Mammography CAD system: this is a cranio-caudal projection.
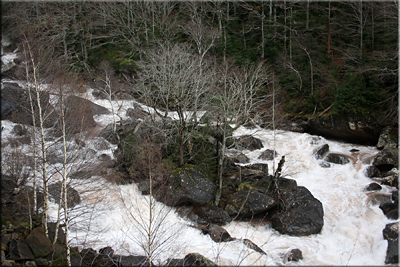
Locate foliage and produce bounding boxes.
[333,72,383,115]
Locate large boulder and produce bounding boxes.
[23,227,53,258]
[9,239,34,261]
[172,165,216,206]
[63,95,110,134]
[258,149,279,161]
[48,182,81,208]
[1,84,57,127]
[192,205,232,225]
[376,126,398,150]
[383,222,399,264]
[183,253,217,266]
[235,135,263,151]
[324,153,350,165]
[309,114,381,145]
[271,186,324,236]
[313,144,329,160]
[372,148,399,172]
[225,189,277,217]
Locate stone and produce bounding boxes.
[23,227,53,258]
[9,239,34,261]
[25,261,37,267]
[225,189,277,217]
[364,165,381,178]
[324,153,350,165]
[48,182,81,208]
[313,144,329,160]
[173,165,216,206]
[192,205,232,225]
[117,255,151,267]
[248,163,268,173]
[287,248,303,262]
[235,135,264,151]
[385,239,399,264]
[242,239,267,255]
[373,148,399,172]
[183,253,217,266]
[271,186,324,236]
[365,183,382,191]
[377,126,398,150]
[258,149,279,161]
[206,224,233,243]
[309,114,381,145]
[383,222,399,240]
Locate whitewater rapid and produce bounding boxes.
[48,125,393,266]
[1,80,396,265]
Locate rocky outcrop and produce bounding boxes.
[271,186,324,236]
[225,189,277,217]
[383,222,399,264]
[258,149,279,160]
[364,165,381,178]
[1,83,58,127]
[172,165,216,206]
[48,182,81,208]
[22,227,53,259]
[313,144,329,160]
[235,135,263,151]
[324,153,350,165]
[192,205,232,225]
[309,114,381,145]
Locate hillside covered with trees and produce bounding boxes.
[2,1,398,123]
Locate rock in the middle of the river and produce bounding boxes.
[271,185,324,236]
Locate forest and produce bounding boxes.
[2,1,398,123]
[1,1,399,266]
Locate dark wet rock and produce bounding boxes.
[1,85,57,127]
[287,248,303,262]
[235,135,263,151]
[47,223,66,245]
[377,126,398,150]
[48,182,81,208]
[172,165,216,206]
[248,163,268,173]
[193,205,232,225]
[205,224,233,243]
[380,202,399,220]
[349,149,360,153]
[383,222,399,264]
[117,255,151,267]
[99,246,114,257]
[271,186,324,236]
[225,189,277,217]
[63,95,110,134]
[183,253,217,266]
[23,227,53,258]
[309,114,381,145]
[364,165,381,178]
[313,144,329,160]
[368,194,392,206]
[325,153,350,165]
[392,190,398,202]
[280,120,309,133]
[381,168,399,188]
[258,149,279,161]
[373,147,399,172]
[9,239,34,261]
[365,183,382,191]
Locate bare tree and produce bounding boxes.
[213,60,271,206]
[134,41,215,166]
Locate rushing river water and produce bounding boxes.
[1,81,395,265]
[46,124,393,266]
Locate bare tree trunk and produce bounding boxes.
[25,37,50,238]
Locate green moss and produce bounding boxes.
[238,182,254,191]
